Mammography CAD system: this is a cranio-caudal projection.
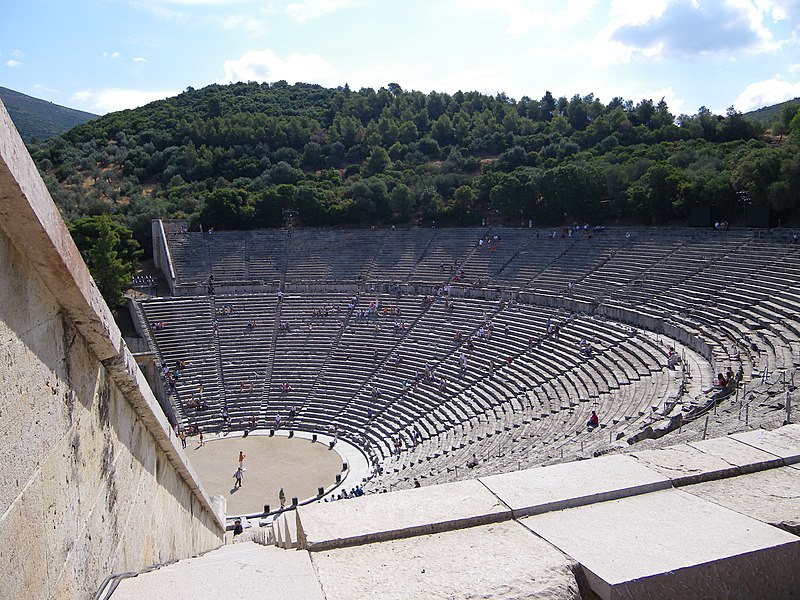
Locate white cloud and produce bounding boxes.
[402,67,526,101]
[733,78,800,111]
[456,0,599,36]
[636,85,686,115]
[104,51,123,59]
[608,0,669,23]
[613,0,776,58]
[6,59,21,68]
[218,49,341,86]
[131,0,271,30]
[218,14,270,32]
[34,83,58,94]
[285,0,359,22]
[585,1,669,66]
[129,0,191,22]
[71,88,177,113]
[597,0,781,64]
[133,57,148,63]
[755,0,800,31]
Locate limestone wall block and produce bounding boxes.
[0,476,49,599]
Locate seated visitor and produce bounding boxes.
[704,373,728,394]
[667,347,681,368]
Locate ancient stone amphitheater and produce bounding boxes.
[2,98,798,600]
[140,221,796,491]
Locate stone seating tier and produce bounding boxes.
[144,224,800,487]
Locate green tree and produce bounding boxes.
[733,146,782,205]
[539,163,606,222]
[389,183,414,220]
[69,215,142,307]
[453,185,477,223]
[490,172,537,223]
[200,188,253,229]
[366,146,391,174]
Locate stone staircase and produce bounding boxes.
[111,540,322,599]
[272,511,299,549]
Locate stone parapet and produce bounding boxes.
[0,100,224,599]
[523,488,800,600]
[479,454,671,517]
[295,423,800,599]
[297,479,511,551]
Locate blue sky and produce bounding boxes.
[3,0,799,117]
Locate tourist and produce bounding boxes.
[667,347,681,368]
[233,466,243,489]
[279,487,286,508]
[587,411,599,429]
[704,373,728,394]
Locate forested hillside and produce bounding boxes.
[1,86,97,143]
[27,81,800,251]
[744,98,799,128]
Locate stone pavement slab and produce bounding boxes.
[296,479,511,551]
[522,488,800,600]
[686,436,783,472]
[112,541,325,600]
[729,423,800,465]
[629,443,739,485]
[479,454,670,516]
[310,519,581,600]
[683,465,800,534]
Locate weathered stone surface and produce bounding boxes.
[296,479,511,551]
[115,542,326,600]
[730,424,800,465]
[684,466,800,535]
[311,520,581,600]
[479,454,670,516]
[0,476,49,600]
[522,489,800,600]
[0,101,224,599]
[686,436,783,472]
[629,443,738,485]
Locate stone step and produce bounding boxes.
[112,542,324,599]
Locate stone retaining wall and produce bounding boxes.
[0,101,224,599]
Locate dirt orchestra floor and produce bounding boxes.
[185,431,344,516]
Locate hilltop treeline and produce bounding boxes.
[28,81,800,247]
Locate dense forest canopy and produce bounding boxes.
[27,82,800,254]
